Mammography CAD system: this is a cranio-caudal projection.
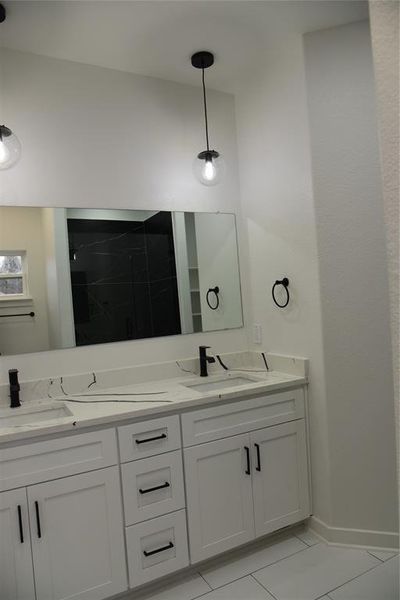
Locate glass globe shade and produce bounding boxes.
[0,125,21,170]
[194,150,224,186]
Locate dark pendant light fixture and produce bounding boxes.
[191,51,224,186]
[0,4,21,170]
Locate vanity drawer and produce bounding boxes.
[121,450,185,526]
[0,429,118,491]
[126,509,189,588]
[182,388,304,447]
[118,415,181,462]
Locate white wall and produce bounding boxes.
[235,37,333,526]
[0,48,249,382]
[369,1,399,506]
[304,19,397,536]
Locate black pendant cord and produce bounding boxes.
[202,67,210,152]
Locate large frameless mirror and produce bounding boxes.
[0,207,243,355]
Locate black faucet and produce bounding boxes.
[9,369,21,408]
[199,346,215,377]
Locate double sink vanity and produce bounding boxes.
[0,352,311,600]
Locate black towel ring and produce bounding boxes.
[272,278,290,308]
[206,286,220,310]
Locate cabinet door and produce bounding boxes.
[251,421,310,537]
[28,466,127,600]
[0,488,35,600]
[184,434,254,563]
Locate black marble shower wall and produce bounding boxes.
[67,212,181,346]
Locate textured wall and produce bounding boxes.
[369,0,400,513]
[304,20,398,534]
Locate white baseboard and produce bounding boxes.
[309,516,399,551]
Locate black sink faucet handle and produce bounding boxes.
[9,368,21,408]
[199,346,216,377]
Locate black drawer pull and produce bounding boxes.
[17,505,24,544]
[255,443,261,472]
[244,446,251,475]
[135,433,167,445]
[143,541,174,557]
[34,501,42,539]
[139,481,170,495]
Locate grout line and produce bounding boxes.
[198,539,311,592]
[367,549,385,562]
[251,573,279,599]
[198,541,312,593]
[199,572,262,593]
[317,557,390,598]
[294,532,313,547]
[197,571,213,594]
[250,542,313,578]
[190,573,263,600]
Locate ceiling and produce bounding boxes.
[0,1,369,93]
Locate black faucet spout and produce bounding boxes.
[199,346,216,377]
[9,369,21,408]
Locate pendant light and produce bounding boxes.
[0,5,21,170]
[0,125,21,170]
[191,51,224,186]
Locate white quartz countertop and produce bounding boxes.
[0,370,306,444]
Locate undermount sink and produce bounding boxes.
[184,375,258,393]
[0,402,73,428]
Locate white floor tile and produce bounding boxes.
[368,549,399,562]
[295,528,320,546]
[253,543,380,600]
[135,572,211,600]
[200,536,306,589]
[200,576,275,599]
[328,557,399,600]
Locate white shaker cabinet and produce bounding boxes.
[0,488,35,600]
[27,467,127,600]
[251,421,310,537]
[184,434,255,563]
[183,391,311,563]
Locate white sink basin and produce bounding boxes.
[0,402,73,428]
[184,375,258,393]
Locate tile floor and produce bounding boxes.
[134,529,399,600]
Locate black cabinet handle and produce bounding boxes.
[143,541,174,557]
[135,433,167,445]
[244,446,251,475]
[17,505,24,544]
[139,481,170,495]
[255,443,261,472]
[34,501,42,539]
